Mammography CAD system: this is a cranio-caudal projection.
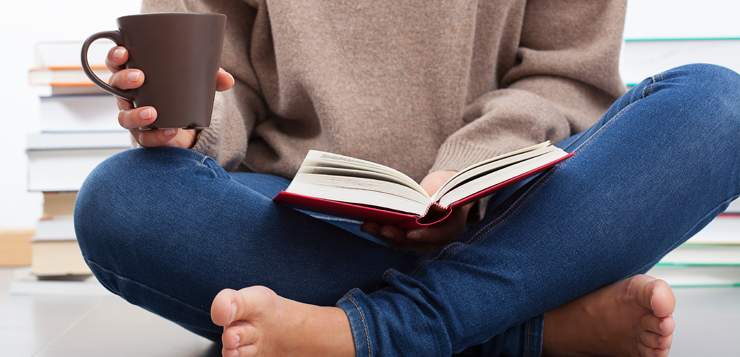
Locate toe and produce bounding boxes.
[648,279,675,318]
[640,315,675,336]
[632,275,675,318]
[237,344,259,357]
[639,331,672,350]
[223,321,259,349]
[637,343,671,357]
[212,289,240,326]
[212,286,277,326]
[222,347,239,357]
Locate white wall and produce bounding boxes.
[0,1,140,228]
[0,1,738,229]
[624,0,740,39]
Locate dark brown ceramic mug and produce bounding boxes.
[81,13,226,129]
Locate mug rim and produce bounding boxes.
[118,12,226,21]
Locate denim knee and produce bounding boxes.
[656,64,740,135]
[669,64,740,114]
[74,147,213,270]
[74,149,143,267]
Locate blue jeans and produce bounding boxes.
[75,64,740,356]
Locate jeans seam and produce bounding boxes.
[383,270,445,357]
[346,292,373,357]
[85,258,214,323]
[624,192,740,277]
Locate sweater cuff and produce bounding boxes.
[430,137,538,173]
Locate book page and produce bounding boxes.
[299,165,431,195]
[434,141,551,194]
[286,175,430,215]
[431,145,555,202]
[437,149,569,208]
[302,150,426,196]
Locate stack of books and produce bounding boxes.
[650,201,740,287]
[25,41,131,279]
[622,37,740,287]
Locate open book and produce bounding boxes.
[274,141,572,228]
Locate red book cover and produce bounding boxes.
[274,152,573,229]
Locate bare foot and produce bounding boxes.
[543,274,676,357]
[210,286,354,357]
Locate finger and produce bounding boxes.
[406,226,457,243]
[361,222,380,235]
[108,68,145,90]
[118,106,156,129]
[379,225,406,242]
[105,46,129,72]
[116,97,132,111]
[216,68,235,91]
[406,209,467,243]
[134,128,180,148]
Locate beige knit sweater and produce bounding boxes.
[142,0,626,182]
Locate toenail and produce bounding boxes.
[229,303,237,323]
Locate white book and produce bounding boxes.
[687,217,740,245]
[27,131,131,150]
[32,84,105,97]
[648,266,740,288]
[38,95,123,133]
[33,216,75,242]
[27,148,127,192]
[27,132,131,192]
[10,268,107,297]
[659,245,740,266]
[620,38,740,86]
[34,40,112,69]
[28,67,110,86]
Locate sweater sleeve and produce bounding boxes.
[141,0,264,170]
[430,0,627,172]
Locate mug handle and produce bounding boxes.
[80,30,135,101]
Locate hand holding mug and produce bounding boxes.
[81,13,229,148]
[105,46,234,148]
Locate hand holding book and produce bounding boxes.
[362,170,474,247]
[274,141,572,231]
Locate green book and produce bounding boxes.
[648,265,740,288]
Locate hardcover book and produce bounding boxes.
[274,141,571,228]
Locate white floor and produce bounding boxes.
[1,268,739,357]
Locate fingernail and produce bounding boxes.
[162,128,176,136]
[127,71,141,82]
[139,108,154,120]
[229,303,237,323]
[234,333,240,344]
[407,230,421,240]
[113,47,125,59]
